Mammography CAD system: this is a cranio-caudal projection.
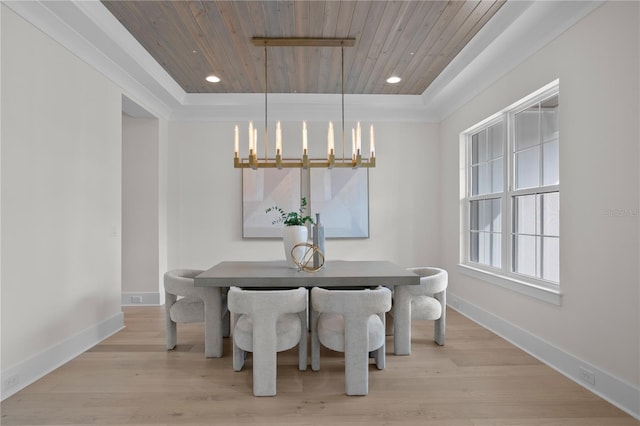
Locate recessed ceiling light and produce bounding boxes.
[386,76,401,84]
[206,75,221,83]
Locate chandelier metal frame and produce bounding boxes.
[233,37,375,169]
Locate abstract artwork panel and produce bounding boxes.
[243,168,301,238]
[310,168,369,238]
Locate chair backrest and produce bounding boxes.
[406,267,448,296]
[164,269,205,298]
[228,287,307,319]
[311,286,392,315]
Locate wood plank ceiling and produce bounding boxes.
[101,1,505,95]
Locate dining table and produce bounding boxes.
[194,260,420,357]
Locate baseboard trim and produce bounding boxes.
[447,292,640,420]
[121,291,161,306]
[1,311,125,401]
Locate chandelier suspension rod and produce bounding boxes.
[264,43,268,162]
[341,45,345,162]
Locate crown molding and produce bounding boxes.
[3,0,178,119]
[173,93,430,122]
[421,0,605,121]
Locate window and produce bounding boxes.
[469,120,504,269]
[512,95,560,283]
[461,81,560,302]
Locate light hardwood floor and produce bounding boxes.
[2,306,638,425]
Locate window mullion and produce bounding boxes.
[536,104,544,280]
[538,103,544,188]
[503,111,511,275]
[539,194,545,280]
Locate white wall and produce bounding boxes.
[167,120,440,270]
[440,0,639,410]
[122,115,162,305]
[1,5,123,397]
[158,118,169,303]
[0,4,3,385]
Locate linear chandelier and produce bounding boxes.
[233,37,375,169]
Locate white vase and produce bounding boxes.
[283,225,308,269]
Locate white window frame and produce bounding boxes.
[459,80,562,305]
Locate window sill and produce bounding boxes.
[457,263,562,305]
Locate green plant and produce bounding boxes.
[265,197,315,226]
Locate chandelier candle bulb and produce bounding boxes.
[234,125,239,157]
[356,121,362,154]
[327,122,335,157]
[352,128,356,160]
[302,121,308,155]
[248,121,254,152]
[276,121,282,154]
[370,125,375,157]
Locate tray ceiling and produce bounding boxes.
[101,0,505,95]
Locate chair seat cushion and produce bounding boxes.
[411,296,442,320]
[234,313,302,352]
[170,297,204,323]
[317,313,385,352]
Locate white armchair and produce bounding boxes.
[228,286,308,397]
[310,286,392,396]
[391,267,448,355]
[164,269,229,358]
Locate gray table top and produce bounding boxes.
[195,260,420,288]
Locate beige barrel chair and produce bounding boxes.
[390,267,448,355]
[310,286,392,396]
[164,269,229,358]
[228,286,308,397]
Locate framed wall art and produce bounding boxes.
[310,168,369,238]
[242,168,301,238]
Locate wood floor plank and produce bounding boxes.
[1,306,637,425]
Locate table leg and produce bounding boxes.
[204,287,223,358]
[393,286,412,355]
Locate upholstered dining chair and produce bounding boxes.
[310,286,392,396]
[390,267,448,352]
[228,286,308,397]
[164,269,229,358]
